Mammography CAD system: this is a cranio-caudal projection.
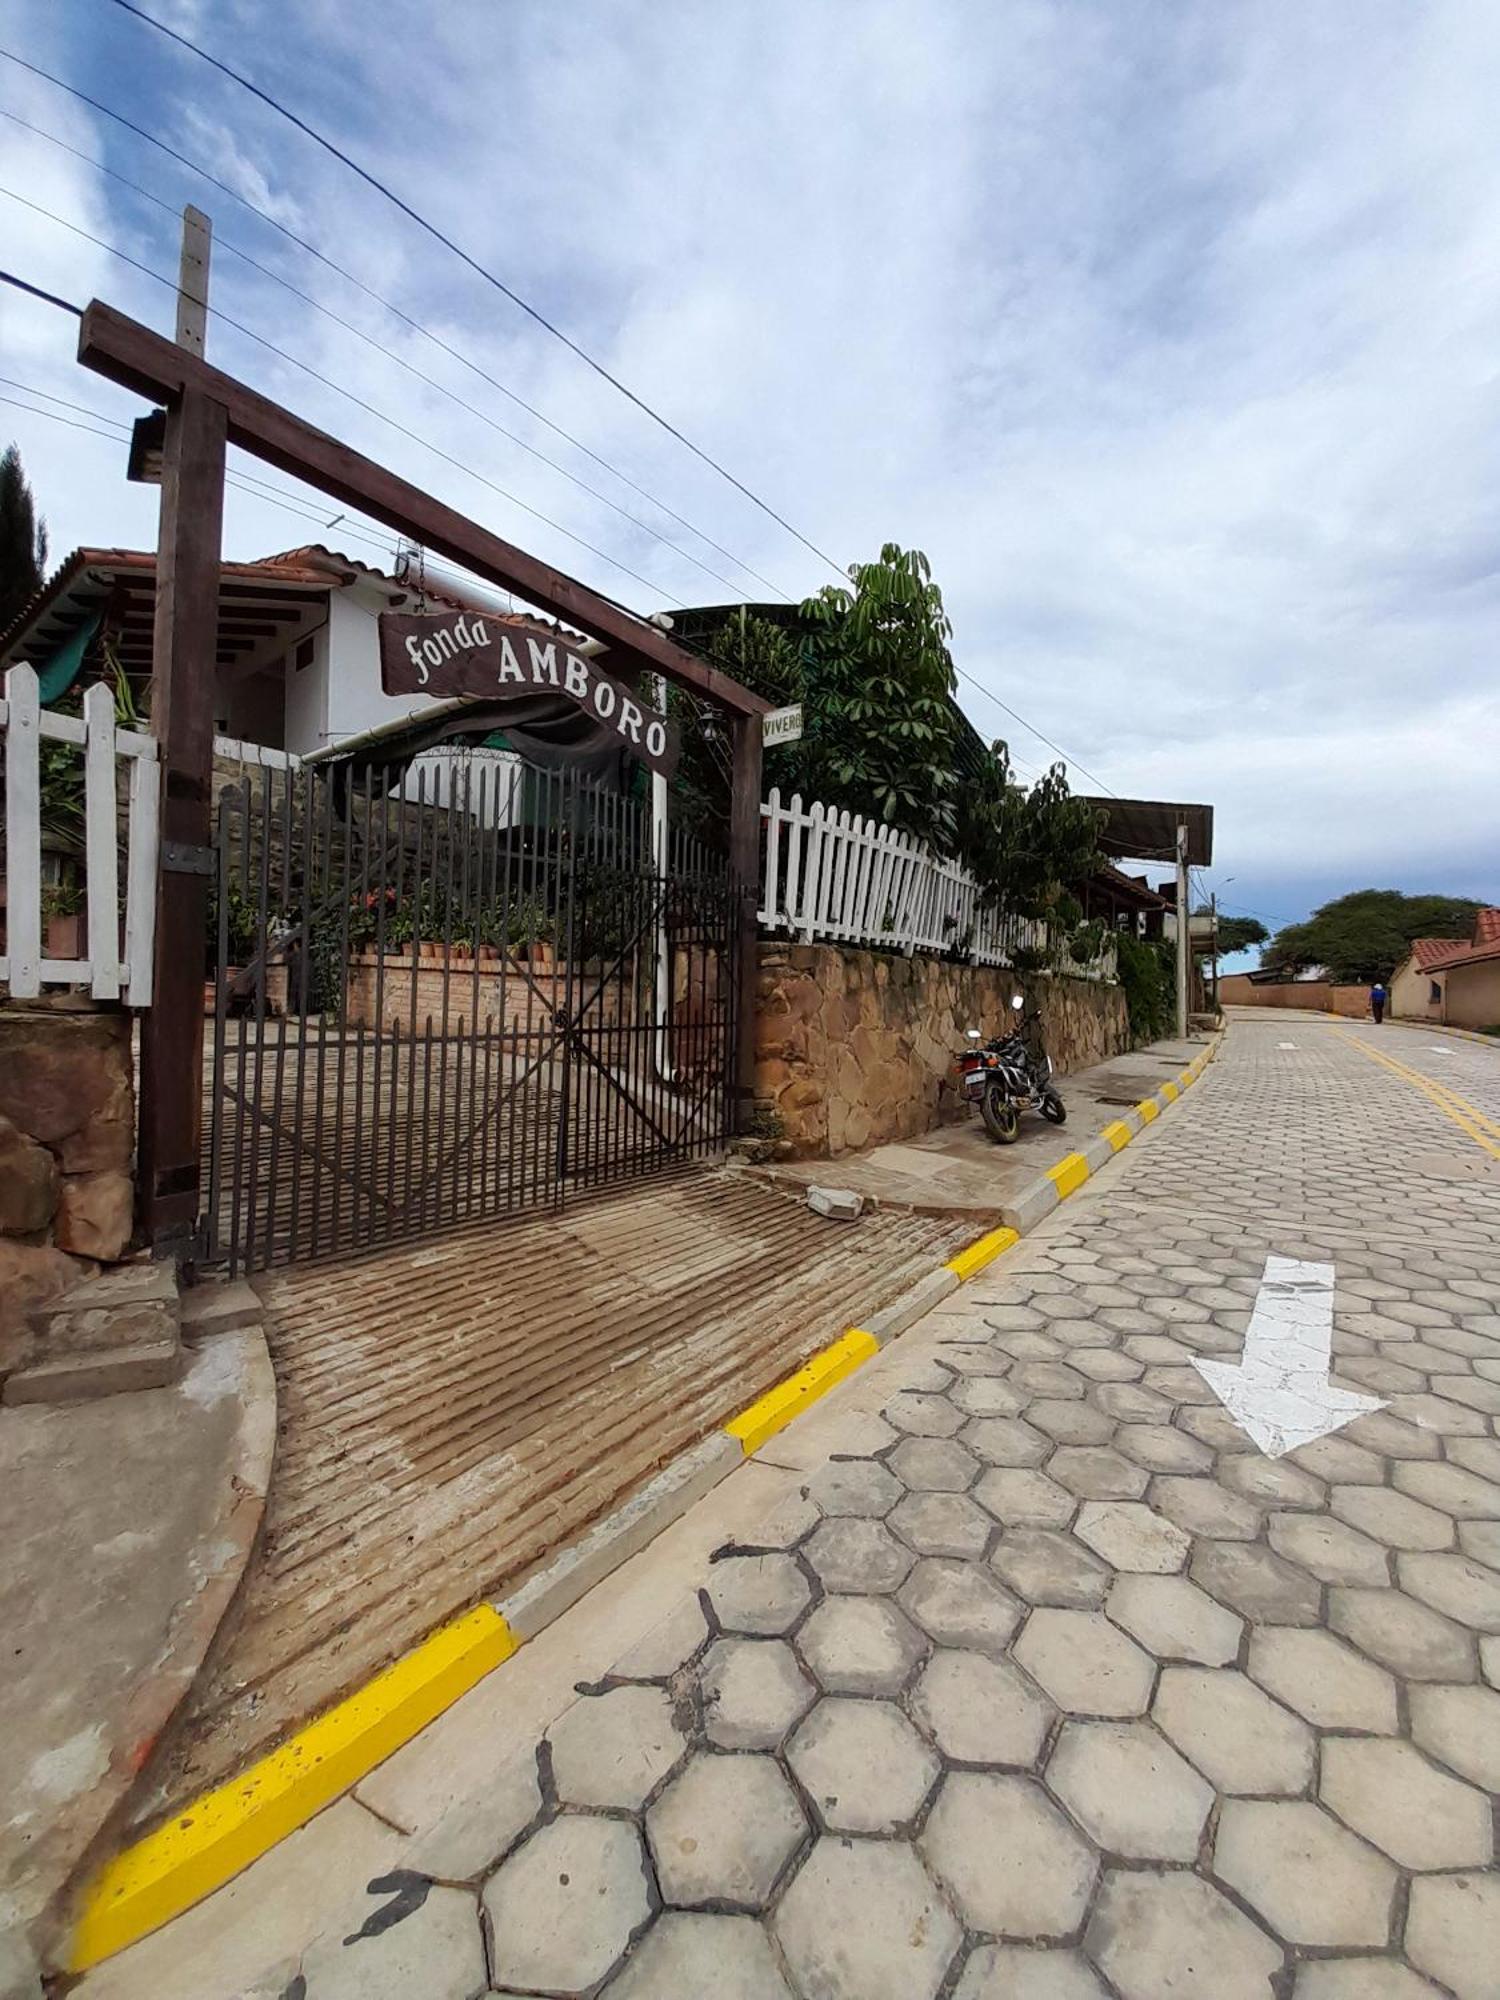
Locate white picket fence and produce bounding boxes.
[1,664,159,1004]
[758,788,1116,979]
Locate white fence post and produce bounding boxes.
[83,682,120,1000]
[3,665,42,998]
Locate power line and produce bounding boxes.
[952,664,1116,796]
[0,103,782,603]
[106,0,847,580]
[0,183,690,604]
[0,47,789,599]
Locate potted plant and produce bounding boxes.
[41,878,84,959]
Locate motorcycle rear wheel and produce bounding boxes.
[1041,1090,1067,1125]
[981,1085,1021,1144]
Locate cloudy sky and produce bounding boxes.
[1,0,1497,958]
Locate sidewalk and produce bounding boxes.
[760,1034,1210,1217]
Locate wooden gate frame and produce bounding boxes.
[76,300,770,1255]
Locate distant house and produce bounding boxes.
[1392,911,1500,1031]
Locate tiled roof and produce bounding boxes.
[1419,909,1500,973]
[1410,938,1459,969]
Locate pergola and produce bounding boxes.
[1080,795,1215,1036]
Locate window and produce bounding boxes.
[294,635,316,673]
[1430,980,1442,1006]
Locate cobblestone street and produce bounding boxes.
[78,1015,1500,2000]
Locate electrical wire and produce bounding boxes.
[0,46,789,599]
[105,0,848,580]
[0,103,779,602]
[0,182,690,604]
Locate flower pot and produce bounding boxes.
[45,912,82,959]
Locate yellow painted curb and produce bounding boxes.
[1135,1096,1160,1123]
[69,1604,519,1971]
[1099,1119,1134,1151]
[1159,1080,1180,1102]
[1046,1153,1091,1200]
[724,1328,880,1456]
[946,1225,1021,1281]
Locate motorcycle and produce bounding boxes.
[958,994,1067,1145]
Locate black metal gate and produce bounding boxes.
[201,749,738,1273]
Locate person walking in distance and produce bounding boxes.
[1370,980,1387,1025]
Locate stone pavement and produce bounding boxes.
[72,1014,1500,1999]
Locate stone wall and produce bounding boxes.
[0,1002,135,1355]
[754,942,1131,1158]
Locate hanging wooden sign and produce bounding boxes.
[379,608,679,777]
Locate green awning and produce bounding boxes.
[37,613,102,704]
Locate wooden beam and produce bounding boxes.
[136,387,227,1253]
[77,301,771,719]
[729,709,764,1126]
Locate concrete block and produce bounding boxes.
[2,1335,183,1404]
[1000,1175,1061,1235]
[499,1431,740,1641]
[807,1185,864,1220]
[1079,1135,1116,1175]
[866,1269,959,1346]
[180,1279,262,1337]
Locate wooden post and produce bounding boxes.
[175,205,212,357]
[729,709,763,1128]
[1175,818,1190,1040]
[137,387,227,1253]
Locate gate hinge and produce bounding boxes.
[162,840,216,877]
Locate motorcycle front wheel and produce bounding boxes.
[981,1085,1021,1144]
[1041,1090,1067,1125]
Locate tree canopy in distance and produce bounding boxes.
[1263,888,1482,983]
[0,443,48,633]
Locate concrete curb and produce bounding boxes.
[68,1033,1224,1971]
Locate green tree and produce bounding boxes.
[1264,889,1481,983]
[1194,910,1269,956]
[0,443,48,631]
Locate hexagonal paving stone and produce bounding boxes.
[796,1595,926,1695]
[1048,1446,1150,1499]
[952,1375,1028,1418]
[295,1884,486,1999]
[1394,1459,1500,1515]
[1045,1719,1212,1860]
[991,1526,1112,1607]
[962,1416,1053,1467]
[1290,1962,1445,2000]
[1219,1454,1326,1510]
[1025,1399,1117,1446]
[613,1594,709,1680]
[911,1647,1055,1767]
[1074,1500,1190,1574]
[1405,1871,1500,1999]
[707,1553,814,1637]
[1115,1425,1214,1474]
[605,1912,795,1998]
[890,1435,981,1492]
[1330,1586,1478,1681]
[1398,1550,1500,1631]
[804,1517,914,1595]
[1150,1475,1261,1540]
[806,1457,903,1518]
[1085,1867,1284,2000]
[646,1751,807,1908]
[898,1555,1024,1653]
[700,1637,816,1749]
[1215,1800,1397,1947]
[548,1683,686,1811]
[773,1835,961,2000]
[1336,1488,1448,1544]
[1070,1347,1145,1383]
[883,1389,968,1437]
[1344,1411,1442,1460]
[1460,1518,1500,1568]
[788,1697,939,1833]
[1014,1608,1155,1715]
[954,1944,1108,2000]
[484,1815,652,1994]
[1410,1682,1500,1789]
[1320,1737,1493,1870]
[888,1489,993,1558]
[1247,1626,1398,1732]
[1106,1573,1243,1665]
[1267,1511,1391,1587]
[1286,1433,1385,1484]
[974,1466,1077,1527]
[1153,1665,1315,1794]
[921,1772,1097,1939]
[1191,1539,1323,1626]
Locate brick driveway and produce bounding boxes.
[79,1015,1500,1998]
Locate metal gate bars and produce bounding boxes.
[201,749,737,1274]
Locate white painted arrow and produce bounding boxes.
[1193,1255,1385,1458]
[1429,1046,1453,1056]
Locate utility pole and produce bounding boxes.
[1210,891,1219,1016]
[1175,818,1189,1039]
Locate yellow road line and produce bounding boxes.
[70,1604,519,1970]
[1335,1032,1500,1161]
[724,1328,880,1454]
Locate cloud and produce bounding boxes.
[1,0,1496,933]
